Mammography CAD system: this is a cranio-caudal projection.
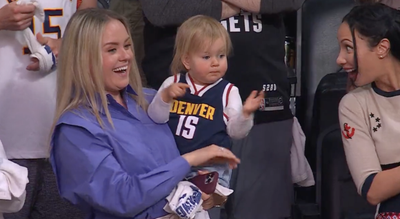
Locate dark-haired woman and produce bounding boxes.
[338,3,400,218]
[346,0,400,91]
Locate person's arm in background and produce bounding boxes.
[222,0,305,14]
[222,2,241,19]
[339,93,400,205]
[140,0,240,27]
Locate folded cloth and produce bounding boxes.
[214,184,233,197]
[0,140,29,217]
[291,117,315,187]
[164,181,206,219]
[164,181,233,219]
[15,0,56,73]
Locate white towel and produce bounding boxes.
[15,0,56,73]
[164,181,206,219]
[0,140,29,216]
[291,117,315,187]
[214,184,233,197]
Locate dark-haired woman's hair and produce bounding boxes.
[354,0,379,4]
[343,3,400,60]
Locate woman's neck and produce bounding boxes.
[375,59,400,92]
[106,90,126,108]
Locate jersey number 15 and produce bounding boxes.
[176,115,199,139]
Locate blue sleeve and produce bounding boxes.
[361,173,378,199]
[50,124,191,217]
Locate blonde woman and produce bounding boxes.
[50,8,240,219]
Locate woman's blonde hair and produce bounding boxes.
[51,8,147,133]
[170,15,232,75]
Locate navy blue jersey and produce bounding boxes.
[168,74,232,155]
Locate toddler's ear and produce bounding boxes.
[181,54,191,71]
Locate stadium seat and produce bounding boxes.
[317,126,376,219]
[297,0,355,169]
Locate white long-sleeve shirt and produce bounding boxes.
[148,74,253,139]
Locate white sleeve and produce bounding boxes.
[224,86,254,139]
[339,93,381,195]
[147,75,176,124]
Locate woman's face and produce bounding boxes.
[101,19,133,96]
[336,22,384,87]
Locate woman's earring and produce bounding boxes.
[380,55,384,59]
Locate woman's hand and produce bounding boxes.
[182,145,240,168]
[201,192,228,210]
[201,193,214,210]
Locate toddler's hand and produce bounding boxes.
[161,82,190,103]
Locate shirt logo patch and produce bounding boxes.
[342,123,355,139]
[175,186,201,218]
